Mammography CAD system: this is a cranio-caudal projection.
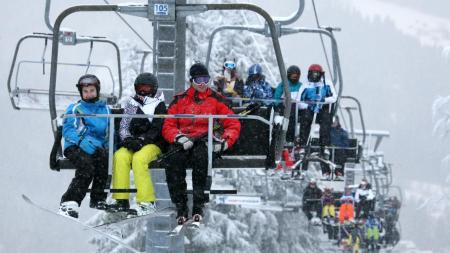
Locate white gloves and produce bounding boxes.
[213,138,228,153]
[175,134,194,150]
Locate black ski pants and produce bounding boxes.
[61,146,108,206]
[165,142,210,215]
[356,199,374,219]
[302,200,322,220]
[298,109,332,147]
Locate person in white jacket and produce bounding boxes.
[354,179,375,218]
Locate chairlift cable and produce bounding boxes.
[311,0,333,81]
[102,0,153,51]
[240,10,277,85]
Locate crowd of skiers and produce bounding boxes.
[57,59,349,227]
[301,177,401,251]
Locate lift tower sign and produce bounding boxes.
[148,0,175,21]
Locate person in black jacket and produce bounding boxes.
[302,178,323,221]
[109,73,166,215]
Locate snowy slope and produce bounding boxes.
[340,0,450,56]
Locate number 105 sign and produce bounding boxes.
[154,4,169,15]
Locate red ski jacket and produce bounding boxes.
[162,86,241,147]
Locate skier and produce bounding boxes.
[302,178,323,224]
[355,179,375,219]
[297,64,337,178]
[162,62,241,225]
[321,187,336,220]
[339,187,355,224]
[273,65,304,142]
[328,116,350,180]
[243,63,273,104]
[365,212,382,250]
[109,73,167,215]
[213,59,244,102]
[58,74,110,218]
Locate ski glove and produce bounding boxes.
[213,138,228,153]
[175,134,194,150]
[123,137,144,152]
[79,137,101,155]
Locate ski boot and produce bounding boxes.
[106,199,137,216]
[58,201,79,219]
[192,203,204,222]
[137,202,157,216]
[176,203,189,225]
[89,200,108,210]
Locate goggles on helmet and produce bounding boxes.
[224,61,236,69]
[193,76,210,85]
[78,76,98,86]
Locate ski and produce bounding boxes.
[95,207,171,228]
[167,219,194,236]
[21,194,143,253]
[189,221,201,229]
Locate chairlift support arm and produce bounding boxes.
[340,96,366,146]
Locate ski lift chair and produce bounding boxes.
[213,105,271,169]
[7,32,122,110]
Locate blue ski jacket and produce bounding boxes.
[243,78,273,104]
[330,126,350,147]
[298,81,337,113]
[63,100,110,152]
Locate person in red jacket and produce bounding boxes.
[162,63,241,225]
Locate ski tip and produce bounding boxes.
[22,194,31,203]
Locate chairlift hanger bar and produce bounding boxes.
[7,33,122,110]
[340,96,366,146]
[49,3,290,164]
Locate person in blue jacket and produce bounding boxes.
[329,116,350,178]
[58,74,110,218]
[243,63,273,104]
[273,65,304,142]
[298,64,337,158]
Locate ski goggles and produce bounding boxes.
[135,83,157,96]
[192,76,211,84]
[223,61,236,69]
[78,76,98,86]
[308,71,322,80]
[248,74,261,82]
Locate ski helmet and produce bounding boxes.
[248,64,262,76]
[307,64,324,82]
[76,74,100,102]
[134,72,158,97]
[189,62,210,80]
[287,65,301,83]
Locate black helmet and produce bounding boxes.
[189,63,209,80]
[287,65,301,83]
[134,72,158,97]
[287,65,301,76]
[76,74,100,102]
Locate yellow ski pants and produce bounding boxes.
[112,144,161,202]
[322,204,336,218]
